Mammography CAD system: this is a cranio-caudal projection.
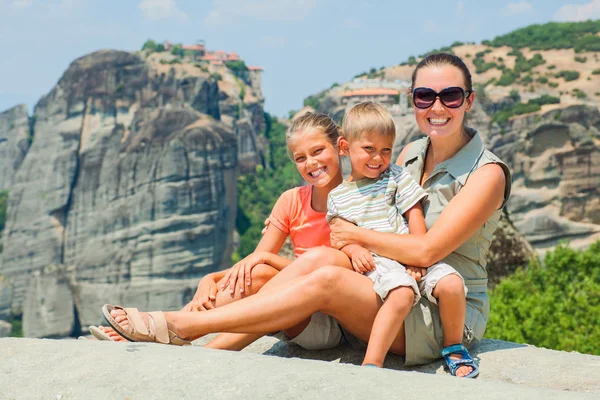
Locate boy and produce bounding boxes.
[327,101,466,367]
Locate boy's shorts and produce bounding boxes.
[419,261,468,304]
[366,256,420,304]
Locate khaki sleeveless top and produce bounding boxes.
[402,129,512,302]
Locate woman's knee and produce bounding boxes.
[306,265,343,294]
[432,273,465,298]
[299,247,348,271]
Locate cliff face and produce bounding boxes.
[0,104,31,191]
[0,50,262,336]
[488,105,600,249]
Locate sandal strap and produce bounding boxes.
[124,308,149,336]
[148,312,170,344]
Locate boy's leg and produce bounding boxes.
[362,286,414,367]
[426,265,471,377]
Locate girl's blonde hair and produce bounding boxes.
[286,112,340,147]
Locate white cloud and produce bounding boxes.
[12,0,32,7]
[456,1,464,18]
[554,0,600,21]
[139,0,188,21]
[204,0,317,26]
[503,1,533,15]
[260,35,288,48]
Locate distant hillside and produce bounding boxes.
[301,20,600,252]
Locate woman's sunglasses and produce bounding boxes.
[411,87,472,109]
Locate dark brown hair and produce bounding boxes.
[411,53,473,92]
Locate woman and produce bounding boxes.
[103,53,511,378]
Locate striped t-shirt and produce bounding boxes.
[326,164,427,235]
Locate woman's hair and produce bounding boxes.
[411,53,473,92]
[342,101,396,142]
[286,112,340,147]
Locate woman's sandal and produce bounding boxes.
[101,304,192,346]
[441,343,480,378]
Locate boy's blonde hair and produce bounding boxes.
[286,112,340,147]
[341,101,396,142]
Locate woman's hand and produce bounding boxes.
[329,218,360,249]
[184,275,218,311]
[221,252,267,295]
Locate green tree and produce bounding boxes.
[141,39,157,52]
[236,114,301,257]
[486,242,600,355]
[171,44,182,56]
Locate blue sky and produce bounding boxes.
[1,0,599,117]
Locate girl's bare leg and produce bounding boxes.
[110,266,408,354]
[432,274,472,377]
[361,287,414,367]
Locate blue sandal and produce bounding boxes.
[441,343,479,378]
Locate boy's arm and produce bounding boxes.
[341,243,376,274]
[404,202,427,236]
[403,202,428,280]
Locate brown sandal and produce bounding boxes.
[102,304,191,346]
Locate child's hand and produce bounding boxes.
[343,244,375,274]
[406,266,427,281]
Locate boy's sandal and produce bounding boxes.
[89,325,114,341]
[102,304,192,346]
[441,343,480,378]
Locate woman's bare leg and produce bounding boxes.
[433,274,472,377]
[99,263,280,342]
[204,247,352,349]
[110,266,408,354]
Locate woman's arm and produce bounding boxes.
[330,163,506,267]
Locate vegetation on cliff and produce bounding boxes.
[484,20,600,52]
[235,114,300,259]
[486,242,600,355]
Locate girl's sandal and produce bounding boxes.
[102,304,192,346]
[89,325,114,341]
[441,343,480,378]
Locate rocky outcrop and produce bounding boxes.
[487,105,600,249]
[1,337,599,398]
[0,104,31,191]
[0,50,262,337]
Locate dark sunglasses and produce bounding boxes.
[411,87,472,109]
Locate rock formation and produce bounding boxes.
[487,105,600,250]
[0,49,265,337]
[0,104,31,191]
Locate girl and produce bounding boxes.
[96,112,353,348]
[102,53,510,379]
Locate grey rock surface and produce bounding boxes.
[0,50,265,337]
[0,337,598,399]
[0,320,10,337]
[487,105,600,250]
[0,104,31,191]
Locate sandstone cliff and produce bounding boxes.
[0,49,265,336]
[0,104,31,191]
